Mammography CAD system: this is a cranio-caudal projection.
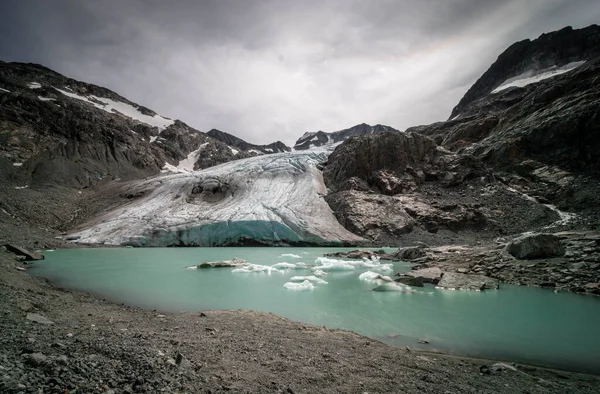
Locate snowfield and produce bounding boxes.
[70,151,363,246]
[55,88,174,130]
[491,61,586,94]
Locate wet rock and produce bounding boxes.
[395,275,424,287]
[3,244,44,260]
[26,313,54,325]
[436,272,499,291]
[506,233,565,259]
[324,249,381,259]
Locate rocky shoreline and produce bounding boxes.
[2,248,600,393]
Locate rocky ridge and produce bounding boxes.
[206,128,290,154]
[293,123,399,150]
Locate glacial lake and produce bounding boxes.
[31,247,600,374]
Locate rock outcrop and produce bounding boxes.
[436,272,499,291]
[506,233,565,259]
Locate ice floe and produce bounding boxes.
[289,276,328,284]
[283,280,315,291]
[231,264,282,274]
[280,253,302,258]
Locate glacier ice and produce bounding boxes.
[69,151,363,246]
[289,276,328,284]
[283,280,315,291]
[312,256,393,272]
[231,264,281,274]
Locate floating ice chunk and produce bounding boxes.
[27,82,41,89]
[359,271,383,281]
[283,280,315,291]
[289,276,328,284]
[373,282,414,292]
[280,253,301,258]
[313,257,356,271]
[359,256,393,272]
[231,264,281,274]
[313,269,327,277]
[272,262,297,269]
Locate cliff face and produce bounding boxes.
[322,25,600,245]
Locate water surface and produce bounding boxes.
[32,247,600,374]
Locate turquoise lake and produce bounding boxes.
[31,247,600,374]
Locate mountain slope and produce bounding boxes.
[0,62,283,188]
[322,25,600,245]
[293,123,399,150]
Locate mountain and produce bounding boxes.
[206,128,290,154]
[323,24,600,246]
[293,123,399,150]
[0,61,283,189]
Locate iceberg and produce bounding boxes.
[289,276,328,285]
[283,280,315,291]
[68,151,363,246]
[231,264,281,274]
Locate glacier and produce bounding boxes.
[69,150,363,246]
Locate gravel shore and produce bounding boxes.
[1,252,600,393]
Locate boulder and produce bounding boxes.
[194,258,248,269]
[3,244,44,260]
[26,353,48,367]
[391,246,427,261]
[405,267,442,284]
[436,272,499,291]
[394,275,424,287]
[324,250,381,259]
[506,233,565,259]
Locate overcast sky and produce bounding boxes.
[1,0,599,145]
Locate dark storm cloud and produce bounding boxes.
[1,0,599,145]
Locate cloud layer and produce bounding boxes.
[1,0,599,145]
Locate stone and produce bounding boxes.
[3,244,44,260]
[25,353,47,367]
[324,250,381,260]
[394,275,424,287]
[436,272,499,291]
[26,313,54,325]
[392,246,427,261]
[175,352,192,370]
[506,233,565,259]
[56,355,68,365]
[405,267,442,284]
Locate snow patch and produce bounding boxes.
[149,136,158,143]
[0,87,10,93]
[14,185,29,189]
[27,82,41,89]
[54,88,173,130]
[492,61,586,94]
[229,147,239,155]
[38,96,56,102]
[12,162,23,167]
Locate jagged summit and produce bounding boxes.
[451,24,600,118]
[293,123,399,150]
[207,129,290,154]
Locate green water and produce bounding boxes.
[31,247,600,374]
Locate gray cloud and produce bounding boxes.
[1,0,599,145]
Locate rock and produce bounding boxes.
[506,233,565,259]
[25,353,47,367]
[405,267,443,284]
[175,352,192,369]
[26,313,54,325]
[55,355,68,365]
[195,258,248,269]
[436,272,499,291]
[392,246,427,261]
[324,250,381,259]
[418,339,430,344]
[395,275,424,287]
[3,244,44,260]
